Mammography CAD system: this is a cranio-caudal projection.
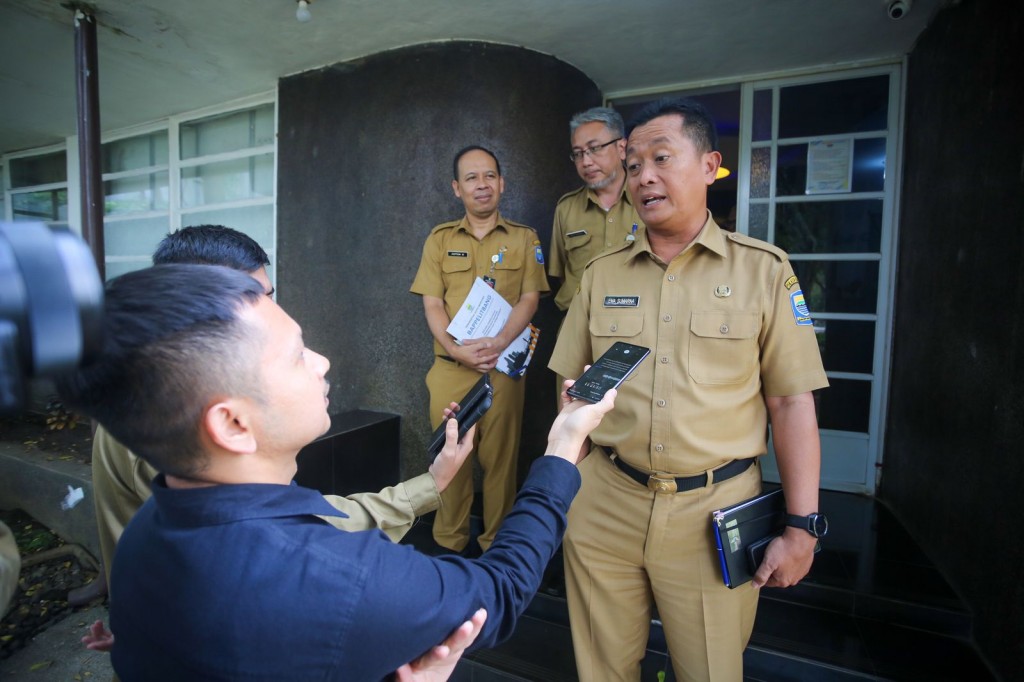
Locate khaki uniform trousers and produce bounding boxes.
[426,357,525,552]
[564,448,761,682]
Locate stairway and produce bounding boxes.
[402,489,997,681]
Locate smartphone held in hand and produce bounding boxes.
[567,342,650,403]
[427,373,493,457]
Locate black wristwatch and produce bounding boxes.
[785,513,829,538]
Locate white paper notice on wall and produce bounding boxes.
[805,139,853,194]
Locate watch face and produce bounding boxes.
[810,514,829,538]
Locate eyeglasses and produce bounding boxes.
[569,137,622,163]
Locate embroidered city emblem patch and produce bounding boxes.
[790,290,812,326]
[604,296,639,307]
[535,246,545,264]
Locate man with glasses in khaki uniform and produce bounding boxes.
[411,146,549,555]
[549,98,829,681]
[549,107,642,313]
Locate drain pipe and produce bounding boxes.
[72,4,105,280]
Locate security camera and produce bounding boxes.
[887,0,912,20]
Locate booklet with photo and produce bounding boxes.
[446,277,540,378]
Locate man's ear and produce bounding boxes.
[703,150,723,186]
[203,398,257,455]
[451,178,461,199]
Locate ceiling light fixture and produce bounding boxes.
[296,0,313,23]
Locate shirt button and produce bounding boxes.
[655,443,664,452]
[663,314,672,323]
[660,356,668,363]
[720,324,729,334]
[667,275,676,282]
[610,324,618,332]
[657,399,666,407]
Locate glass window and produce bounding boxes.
[815,379,870,432]
[9,151,66,188]
[103,131,168,173]
[775,199,883,255]
[814,319,875,374]
[752,89,772,142]
[791,260,879,315]
[104,259,151,280]
[104,172,169,215]
[776,138,886,196]
[11,189,68,222]
[181,154,273,208]
[104,215,171,258]
[0,167,5,219]
[748,202,769,242]
[180,104,275,160]
[778,75,889,139]
[750,147,771,199]
[181,204,274,246]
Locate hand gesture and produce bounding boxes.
[545,370,617,464]
[82,619,114,652]
[429,402,476,492]
[394,609,487,681]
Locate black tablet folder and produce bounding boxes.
[711,489,787,589]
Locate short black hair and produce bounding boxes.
[452,145,501,180]
[56,264,265,478]
[153,225,270,273]
[626,97,719,154]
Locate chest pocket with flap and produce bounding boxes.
[688,311,760,385]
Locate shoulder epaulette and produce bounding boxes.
[503,218,537,234]
[725,232,787,261]
[584,239,635,270]
[555,185,587,205]
[429,220,462,234]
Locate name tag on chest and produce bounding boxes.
[567,230,588,238]
[604,296,639,308]
[447,251,468,258]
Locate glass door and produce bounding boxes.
[739,66,903,494]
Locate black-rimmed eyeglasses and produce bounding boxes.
[569,137,622,163]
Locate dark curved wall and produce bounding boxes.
[277,42,600,479]
[883,2,1024,679]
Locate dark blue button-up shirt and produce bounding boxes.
[110,457,580,681]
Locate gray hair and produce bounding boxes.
[568,107,625,144]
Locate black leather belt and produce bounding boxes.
[602,446,755,494]
[438,355,457,364]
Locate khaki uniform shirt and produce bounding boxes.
[548,184,641,311]
[410,213,550,356]
[549,213,829,475]
[92,425,441,582]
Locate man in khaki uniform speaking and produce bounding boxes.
[411,146,549,554]
[93,226,455,585]
[549,98,829,681]
[549,107,642,312]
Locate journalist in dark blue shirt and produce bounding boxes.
[57,264,616,681]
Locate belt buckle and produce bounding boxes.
[647,474,677,494]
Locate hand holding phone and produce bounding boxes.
[567,342,650,403]
[427,373,493,457]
